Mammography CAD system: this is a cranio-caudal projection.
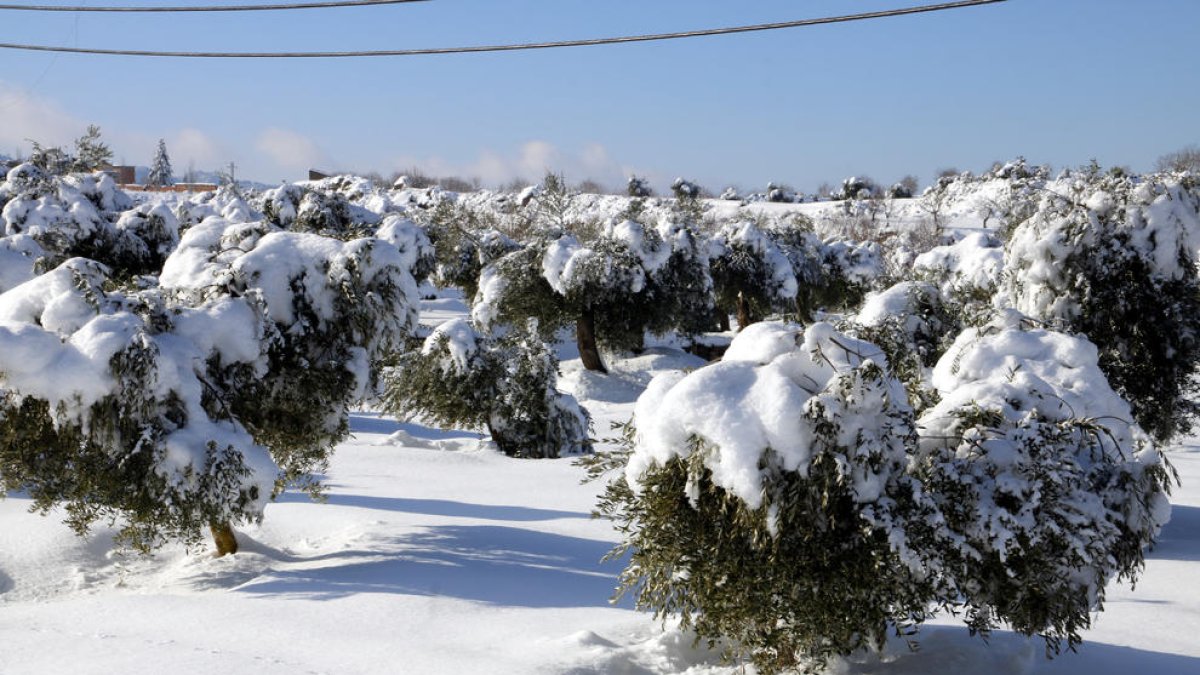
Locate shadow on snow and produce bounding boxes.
[1029,640,1200,675]
[273,491,589,522]
[1149,504,1200,562]
[347,412,480,441]
[234,524,631,610]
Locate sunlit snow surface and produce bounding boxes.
[2,290,1200,675]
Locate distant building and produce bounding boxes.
[102,165,137,185]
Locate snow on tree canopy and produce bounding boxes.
[0,258,277,547]
[913,232,1004,297]
[708,221,799,302]
[471,262,509,329]
[0,164,128,243]
[421,317,481,373]
[626,321,909,512]
[375,215,435,281]
[1006,173,1200,320]
[0,234,44,293]
[1001,172,1200,443]
[182,186,261,226]
[926,311,1149,445]
[856,281,941,329]
[823,239,883,288]
[162,222,417,341]
[914,311,1173,644]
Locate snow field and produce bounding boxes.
[3,338,1200,674]
[3,164,1200,674]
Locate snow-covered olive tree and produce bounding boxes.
[0,163,176,278]
[1004,171,1200,442]
[474,220,689,373]
[593,322,939,673]
[913,312,1174,652]
[260,182,382,240]
[644,220,717,339]
[161,219,420,510]
[420,201,518,298]
[708,222,797,329]
[0,213,423,556]
[0,258,275,554]
[591,314,1174,669]
[847,280,961,414]
[382,318,590,458]
[912,231,1004,325]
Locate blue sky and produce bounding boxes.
[0,0,1197,192]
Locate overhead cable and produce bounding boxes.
[0,0,427,12]
[0,0,1006,58]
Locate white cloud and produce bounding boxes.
[0,81,235,177]
[0,83,86,156]
[254,128,333,176]
[169,128,223,169]
[391,140,647,191]
[516,140,560,178]
[0,88,650,190]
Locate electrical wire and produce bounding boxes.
[0,0,427,12]
[0,0,1006,58]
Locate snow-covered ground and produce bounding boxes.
[2,290,1199,675]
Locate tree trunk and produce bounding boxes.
[735,292,756,332]
[630,330,646,356]
[576,310,607,373]
[211,521,239,556]
[715,306,731,332]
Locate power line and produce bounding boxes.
[0,0,427,12]
[0,0,1005,59]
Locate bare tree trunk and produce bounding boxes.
[576,309,607,373]
[211,521,239,556]
[735,292,756,332]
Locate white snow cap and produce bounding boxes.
[627,321,902,510]
[913,232,1004,295]
[422,318,481,374]
[926,311,1146,456]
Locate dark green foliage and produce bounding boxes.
[1075,234,1200,443]
[293,190,365,238]
[670,178,705,224]
[564,236,658,351]
[0,321,261,553]
[227,239,413,492]
[644,223,716,338]
[627,175,652,198]
[422,201,519,299]
[594,354,939,673]
[476,243,573,341]
[598,441,936,673]
[487,328,592,458]
[840,176,878,201]
[769,224,829,323]
[72,125,113,173]
[709,223,796,327]
[382,320,590,458]
[913,405,1174,653]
